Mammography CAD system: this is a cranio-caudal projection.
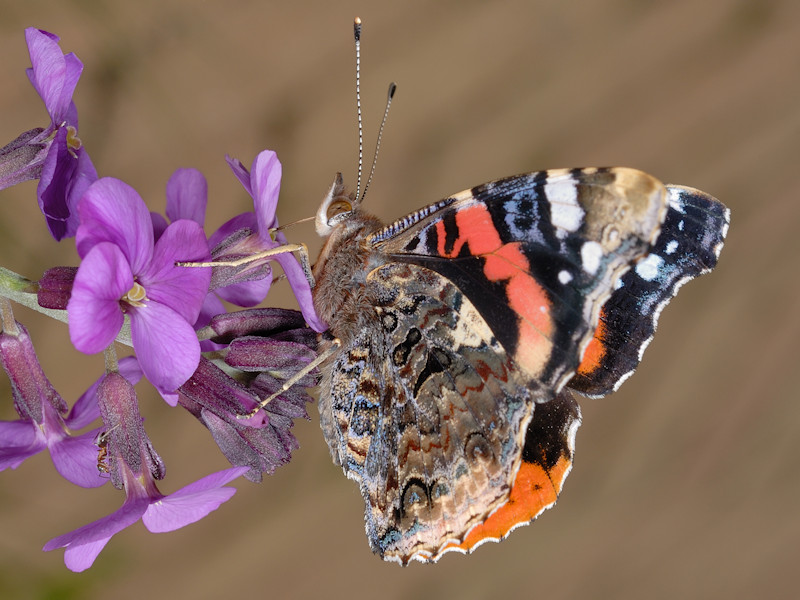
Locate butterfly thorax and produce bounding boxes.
[312,208,385,345]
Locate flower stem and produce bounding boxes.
[0,296,20,335]
[0,266,133,347]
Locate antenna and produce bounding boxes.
[360,82,396,203]
[353,17,364,202]
[351,17,397,204]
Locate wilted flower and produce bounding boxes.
[180,308,319,481]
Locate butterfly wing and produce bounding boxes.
[321,262,542,563]
[440,388,581,555]
[371,167,669,392]
[569,185,730,396]
[318,167,671,563]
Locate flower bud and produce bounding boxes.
[206,307,308,343]
[96,372,165,488]
[0,128,46,189]
[37,266,78,309]
[0,321,66,420]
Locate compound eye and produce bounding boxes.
[326,198,352,222]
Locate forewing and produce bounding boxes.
[370,167,669,394]
[570,185,730,396]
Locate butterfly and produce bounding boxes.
[310,166,729,564]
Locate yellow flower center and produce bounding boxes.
[123,281,147,307]
[65,125,82,152]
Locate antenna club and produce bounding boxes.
[388,82,397,99]
[354,17,362,41]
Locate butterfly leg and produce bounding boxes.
[236,337,341,420]
[178,242,316,288]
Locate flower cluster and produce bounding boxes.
[0,29,327,572]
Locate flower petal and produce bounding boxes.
[43,497,149,572]
[141,219,211,324]
[37,129,72,220]
[196,292,226,330]
[25,28,82,125]
[65,382,102,430]
[37,135,96,240]
[225,155,251,194]
[49,430,106,488]
[75,178,154,272]
[36,135,71,240]
[166,168,207,226]
[62,148,98,238]
[273,250,327,332]
[63,538,111,573]
[196,294,228,353]
[67,243,131,354]
[250,150,281,234]
[0,419,38,447]
[118,355,144,384]
[208,211,257,251]
[142,466,248,533]
[130,301,201,392]
[0,420,43,470]
[150,211,168,241]
[216,278,273,308]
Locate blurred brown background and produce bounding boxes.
[0,1,797,598]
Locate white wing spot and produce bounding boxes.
[546,180,584,235]
[558,270,573,285]
[665,239,679,255]
[581,241,603,275]
[635,254,665,281]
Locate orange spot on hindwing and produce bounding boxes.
[444,455,572,553]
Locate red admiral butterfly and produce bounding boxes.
[308,19,729,565]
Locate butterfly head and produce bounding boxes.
[315,173,360,237]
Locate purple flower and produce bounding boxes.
[221,150,327,332]
[44,466,247,572]
[0,321,105,487]
[154,168,272,328]
[67,177,211,394]
[43,372,248,572]
[25,28,97,240]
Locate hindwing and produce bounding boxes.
[442,388,581,554]
[320,261,541,563]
